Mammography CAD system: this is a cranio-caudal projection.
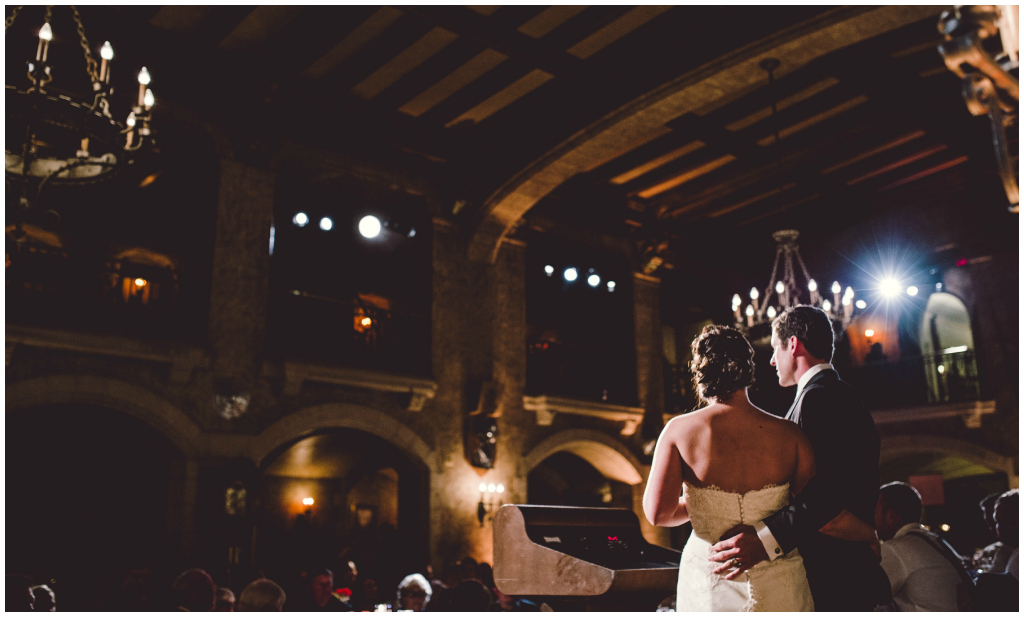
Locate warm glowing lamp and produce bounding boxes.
[807,279,818,292]
[360,317,372,327]
[302,497,314,506]
[865,329,875,338]
[134,278,147,287]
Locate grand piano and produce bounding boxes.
[493,504,681,611]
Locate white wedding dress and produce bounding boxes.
[676,482,814,612]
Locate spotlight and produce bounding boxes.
[359,215,382,239]
[544,265,554,276]
[607,281,616,292]
[855,300,867,309]
[879,278,901,297]
[587,273,601,287]
[293,212,309,227]
[906,286,919,296]
[319,217,334,231]
[564,267,578,282]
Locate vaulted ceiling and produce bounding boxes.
[7,5,1010,291]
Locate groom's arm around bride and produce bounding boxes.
[709,306,891,611]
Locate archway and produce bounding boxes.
[880,435,1015,556]
[255,427,429,603]
[6,403,186,611]
[919,292,979,403]
[523,429,644,486]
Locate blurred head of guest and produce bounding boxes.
[994,489,1018,547]
[449,580,492,612]
[7,576,34,612]
[980,492,1002,539]
[875,482,923,541]
[214,587,235,612]
[309,568,335,609]
[172,568,216,612]
[30,585,54,612]
[396,573,432,612]
[237,579,286,612]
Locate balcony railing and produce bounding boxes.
[526,340,637,406]
[267,290,431,376]
[840,350,983,410]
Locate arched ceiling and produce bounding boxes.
[8,4,1007,285]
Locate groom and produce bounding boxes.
[708,305,891,611]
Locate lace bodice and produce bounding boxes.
[676,482,814,611]
[684,482,791,544]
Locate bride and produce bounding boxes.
[643,325,875,612]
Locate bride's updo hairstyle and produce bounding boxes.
[689,325,755,401]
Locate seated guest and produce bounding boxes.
[214,587,235,612]
[875,482,973,611]
[236,579,286,612]
[172,568,217,612]
[30,585,55,612]
[396,573,432,612]
[303,567,353,612]
[993,489,1019,577]
[974,492,1012,573]
[449,580,492,612]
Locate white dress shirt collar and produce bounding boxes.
[795,363,833,399]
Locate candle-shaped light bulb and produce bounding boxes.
[479,482,487,493]
[732,294,741,308]
[831,281,841,294]
[126,111,137,127]
[749,287,759,300]
[100,41,114,60]
[822,299,832,312]
[745,305,754,316]
[138,67,151,85]
[37,23,53,62]
[807,279,818,292]
[767,306,777,319]
[143,88,155,110]
[775,281,785,294]
[842,296,851,306]
[845,286,854,299]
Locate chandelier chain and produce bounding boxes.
[70,5,100,84]
[5,6,23,31]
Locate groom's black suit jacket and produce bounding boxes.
[763,368,891,611]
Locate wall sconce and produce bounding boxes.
[477,481,505,527]
[302,497,314,520]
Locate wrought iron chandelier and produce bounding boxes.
[730,60,856,334]
[731,229,857,334]
[5,5,155,238]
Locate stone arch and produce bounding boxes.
[524,429,643,485]
[881,435,1018,488]
[5,374,203,458]
[248,403,435,471]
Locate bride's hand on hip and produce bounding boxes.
[709,524,769,580]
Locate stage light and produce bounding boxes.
[588,273,601,287]
[293,212,309,227]
[564,267,577,282]
[906,286,919,296]
[319,217,333,231]
[544,265,554,276]
[359,215,382,238]
[879,278,901,297]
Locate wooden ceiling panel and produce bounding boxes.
[445,68,554,127]
[611,140,705,185]
[218,5,304,52]
[351,27,460,100]
[637,154,737,199]
[399,48,509,117]
[753,94,869,146]
[517,6,588,39]
[566,5,671,59]
[301,7,405,80]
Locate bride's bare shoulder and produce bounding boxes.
[663,405,716,433]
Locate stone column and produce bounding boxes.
[208,160,275,407]
[428,220,528,567]
[633,272,665,440]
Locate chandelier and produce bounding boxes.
[5,5,154,236]
[731,229,857,334]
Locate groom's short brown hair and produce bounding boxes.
[772,305,834,361]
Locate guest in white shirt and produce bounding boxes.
[875,482,971,611]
